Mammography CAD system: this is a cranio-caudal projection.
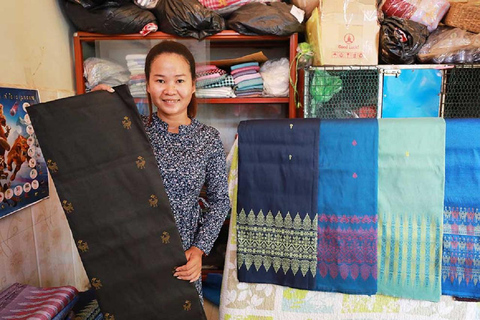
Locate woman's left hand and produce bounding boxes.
[174,246,203,283]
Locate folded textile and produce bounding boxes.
[377,118,445,302]
[442,119,480,299]
[231,61,259,70]
[233,73,262,84]
[196,74,227,88]
[231,69,258,78]
[195,64,218,73]
[28,85,206,320]
[0,283,78,319]
[196,87,236,98]
[196,68,227,78]
[315,119,378,295]
[196,72,224,82]
[237,119,320,290]
[234,77,263,90]
[203,75,235,89]
[231,66,260,75]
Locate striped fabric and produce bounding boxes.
[377,118,445,302]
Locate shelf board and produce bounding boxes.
[74,30,291,42]
[197,97,289,104]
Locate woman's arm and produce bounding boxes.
[193,131,230,256]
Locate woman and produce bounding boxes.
[95,41,230,301]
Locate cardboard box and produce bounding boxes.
[306,0,380,65]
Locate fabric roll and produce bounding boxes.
[377,118,445,302]
[27,85,206,320]
[315,119,378,295]
[442,119,480,299]
[236,119,320,290]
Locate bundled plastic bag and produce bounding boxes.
[417,27,480,64]
[197,0,281,16]
[151,0,225,39]
[380,16,429,64]
[310,70,342,104]
[67,0,129,9]
[260,58,289,97]
[380,0,450,32]
[227,2,304,36]
[83,57,130,90]
[63,1,157,35]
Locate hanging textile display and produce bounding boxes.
[442,119,480,299]
[237,119,319,290]
[377,118,445,302]
[27,85,206,320]
[315,119,378,295]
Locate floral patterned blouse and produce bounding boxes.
[142,113,230,256]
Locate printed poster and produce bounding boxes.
[0,87,49,219]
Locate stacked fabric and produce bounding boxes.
[195,65,235,98]
[125,54,149,115]
[231,62,263,97]
[0,283,79,319]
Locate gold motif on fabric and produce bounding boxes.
[122,116,132,129]
[47,159,58,173]
[62,200,74,213]
[91,278,102,290]
[149,195,158,207]
[136,156,146,169]
[161,231,170,244]
[77,240,89,253]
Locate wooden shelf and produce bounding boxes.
[73,31,298,117]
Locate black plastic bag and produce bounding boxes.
[227,2,304,36]
[66,0,130,10]
[63,1,157,34]
[380,16,429,64]
[151,0,225,39]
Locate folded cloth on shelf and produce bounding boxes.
[196,74,227,88]
[315,119,378,295]
[442,119,480,299]
[196,87,236,98]
[196,68,227,78]
[234,77,263,90]
[0,283,78,320]
[237,119,320,290]
[203,75,235,89]
[231,61,259,70]
[196,64,218,73]
[377,118,445,302]
[231,69,259,78]
[233,73,262,84]
[27,85,206,320]
[230,66,260,75]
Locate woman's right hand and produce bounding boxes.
[91,84,115,93]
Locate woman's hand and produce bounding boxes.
[174,246,203,283]
[91,84,115,93]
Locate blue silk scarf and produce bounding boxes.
[442,119,480,299]
[315,119,378,295]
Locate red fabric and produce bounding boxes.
[0,283,78,320]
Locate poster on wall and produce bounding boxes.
[0,87,49,219]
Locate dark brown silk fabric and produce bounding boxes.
[28,85,206,320]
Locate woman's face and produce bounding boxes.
[146,53,195,119]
